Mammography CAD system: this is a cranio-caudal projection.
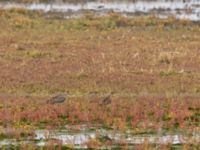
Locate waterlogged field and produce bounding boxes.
[0,9,200,149]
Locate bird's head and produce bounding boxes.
[110,91,115,95]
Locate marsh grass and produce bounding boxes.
[0,49,61,60]
[0,9,200,98]
[0,8,199,148]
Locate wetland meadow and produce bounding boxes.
[0,0,200,149]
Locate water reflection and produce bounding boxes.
[0,0,200,20]
[0,129,199,148]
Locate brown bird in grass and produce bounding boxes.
[47,93,68,104]
[100,92,114,106]
[100,135,113,143]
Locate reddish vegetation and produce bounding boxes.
[0,96,199,132]
[0,9,199,134]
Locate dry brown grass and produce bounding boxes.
[0,9,199,132]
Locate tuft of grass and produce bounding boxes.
[1,49,61,59]
[19,83,66,96]
[159,71,180,77]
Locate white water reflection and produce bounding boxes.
[0,0,200,20]
[0,129,199,148]
[34,129,200,145]
[35,130,96,145]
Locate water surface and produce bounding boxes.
[0,0,200,20]
[0,129,199,148]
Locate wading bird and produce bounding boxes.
[47,93,68,104]
[100,92,114,106]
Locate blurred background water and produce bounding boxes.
[0,0,200,20]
